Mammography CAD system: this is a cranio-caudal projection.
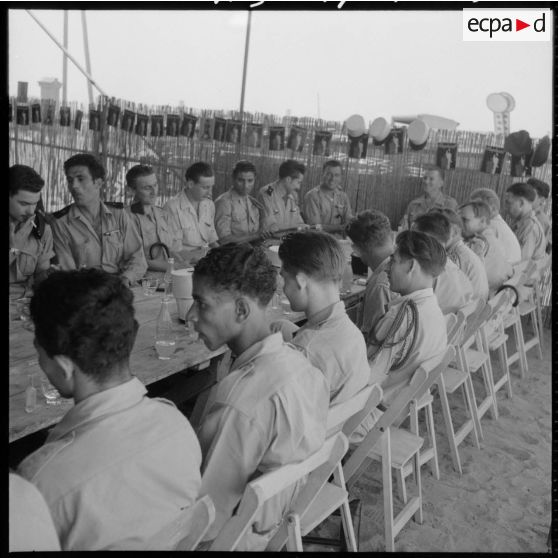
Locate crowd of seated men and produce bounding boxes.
[9,154,551,550]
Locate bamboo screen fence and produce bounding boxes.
[9,98,552,323]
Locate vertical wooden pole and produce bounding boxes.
[239,11,252,120]
[81,11,94,106]
[62,11,68,104]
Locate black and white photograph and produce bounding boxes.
[107,104,120,127]
[287,125,306,152]
[436,142,458,170]
[121,109,135,133]
[74,109,83,130]
[269,126,285,151]
[59,106,71,127]
[180,115,197,138]
[313,130,332,156]
[16,105,29,125]
[31,103,41,123]
[246,123,262,148]
[480,146,505,175]
[7,7,552,555]
[88,108,101,131]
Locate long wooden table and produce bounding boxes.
[9,281,365,444]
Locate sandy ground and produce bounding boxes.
[306,325,551,552]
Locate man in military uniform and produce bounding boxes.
[187,243,329,550]
[303,159,353,229]
[345,209,399,342]
[459,200,513,294]
[163,161,219,255]
[125,164,184,275]
[527,177,552,253]
[256,159,307,232]
[18,269,202,550]
[505,182,546,261]
[214,160,271,244]
[9,165,55,298]
[51,154,147,287]
[469,188,521,264]
[399,166,458,230]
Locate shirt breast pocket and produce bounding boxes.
[103,230,124,261]
[17,251,38,278]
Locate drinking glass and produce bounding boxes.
[15,297,34,331]
[40,378,61,405]
[142,278,159,296]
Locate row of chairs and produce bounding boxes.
[151,254,550,551]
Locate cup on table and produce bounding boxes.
[40,377,61,406]
[142,278,159,296]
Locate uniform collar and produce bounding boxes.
[12,217,35,236]
[231,332,283,372]
[387,287,434,309]
[46,377,147,442]
[424,191,445,205]
[303,300,344,328]
[70,201,113,220]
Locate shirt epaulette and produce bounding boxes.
[266,185,274,196]
[52,204,72,219]
[105,201,124,210]
[249,195,265,211]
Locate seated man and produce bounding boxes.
[214,160,270,244]
[163,161,219,255]
[428,209,489,302]
[345,209,399,342]
[9,472,60,552]
[256,159,307,232]
[275,230,369,404]
[303,159,353,229]
[527,177,552,253]
[352,231,448,442]
[412,213,475,313]
[187,243,329,549]
[505,182,546,261]
[18,269,202,550]
[125,164,185,274]
[399,166,458,230]
[51,154,147,287]
[459,200,513,294]
[469,187,521,264]
[9,165,55,298]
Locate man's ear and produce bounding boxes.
[295,272,308,291]
[408,258,418,274]
[53,355,75,382]
[235,296,251,323]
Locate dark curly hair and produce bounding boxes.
[30,269,138,382]
[413,212,451,245]
[232,160,257,179]
[9,165,45,197]
[345,209,392,249]
[506,182,536,203]
[64,153,106,181]
[278,230,344,282]
[125,164,155,188]
[395,230,447,278]
[193,243,276,306]
[185,161,213,183]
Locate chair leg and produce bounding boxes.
[531,311,544,360]
[500,345,513,399]
[396,469,407,504]
[513,317,529,378]
[482,360,499,420]
[463,377,483,446]
[425,402,440,479]
[436,380,463,475]
[412,451,423,524]
[286,514,303,551]
[339,498,358,552]
[382,430,395,552]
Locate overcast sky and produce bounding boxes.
[8,7,553,137]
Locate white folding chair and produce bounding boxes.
[342,346,455,552]
[145,495,215,550]
[210,431,353,552]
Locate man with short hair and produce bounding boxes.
[412,213,475,314]
[303,159,353,228]
[9,165,55,297]
[276,230,369,404]
[214,160,270,244]
[527,177,552,252]
[51,154,147,287]
[459,200,513,293]
[345,209,399,341]
[470,187,521,264]
[429,208,489,302]
[256,159,306,231]
[125,164,184,274]
[400,166,458,230]
[187,243,329,550]
[18,269,202,550]
[164,161,219,252]
[505,182,546,261]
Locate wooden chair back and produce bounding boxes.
[210,432,348,551]
[145,495,215,550]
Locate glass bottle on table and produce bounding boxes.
[155,297,176,360]
[161,257,175,296]
[24,374,37,413]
